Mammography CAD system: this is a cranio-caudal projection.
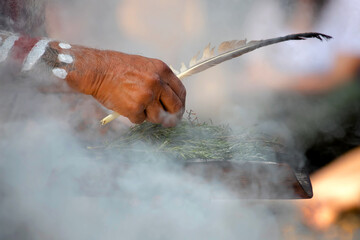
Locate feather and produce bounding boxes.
[101,32,332,125]
[180,62,187,72]
[175,32,332,80]
[189,51,200,67]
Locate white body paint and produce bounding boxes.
[0,35,19,63]
[0,33,74,80]
[22,39,51,71]
[52,68,68,79]
[59,43,72,49]
[58,54,74,64]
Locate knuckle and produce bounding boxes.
[141,90,154,101]
[136,84,154,100]
[153,59,171,74]
[129,115,145,124]
[128,102,143,114]
[146,73,161,87]
[128,111,146,124]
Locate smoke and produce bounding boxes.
[0,118,289,240]
[0,53,291,240]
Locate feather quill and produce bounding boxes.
[101,32,332,125]
[175,32,331,80]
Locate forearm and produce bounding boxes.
[0,30,103,95]
[0,30,63,72]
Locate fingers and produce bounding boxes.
[145,102,164,124]
[152,59,186,106]
[162,71,186,106]
[145,83,184,127]
[160,84,184,116]
[112,82,184,126]
[97,56,187,127]
[127,110,146,124]
[146,101,179,128]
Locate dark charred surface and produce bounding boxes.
[184,160,312,199]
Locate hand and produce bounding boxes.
[55,44,186,127]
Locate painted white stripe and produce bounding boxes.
[58,54,74,64]
[52,68,68,79]
[59,43,71,49]
[22,39,51,71]
[0,35,19,63]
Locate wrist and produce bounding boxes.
[41,41,76,81]
[0,31,121,98]
[0,31,67,73]
[42,42,113,97]
[52,44,109,96]
[0,30,104,95]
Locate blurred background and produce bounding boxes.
[1,0,360,239]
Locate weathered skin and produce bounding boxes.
[46,42,186,127]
